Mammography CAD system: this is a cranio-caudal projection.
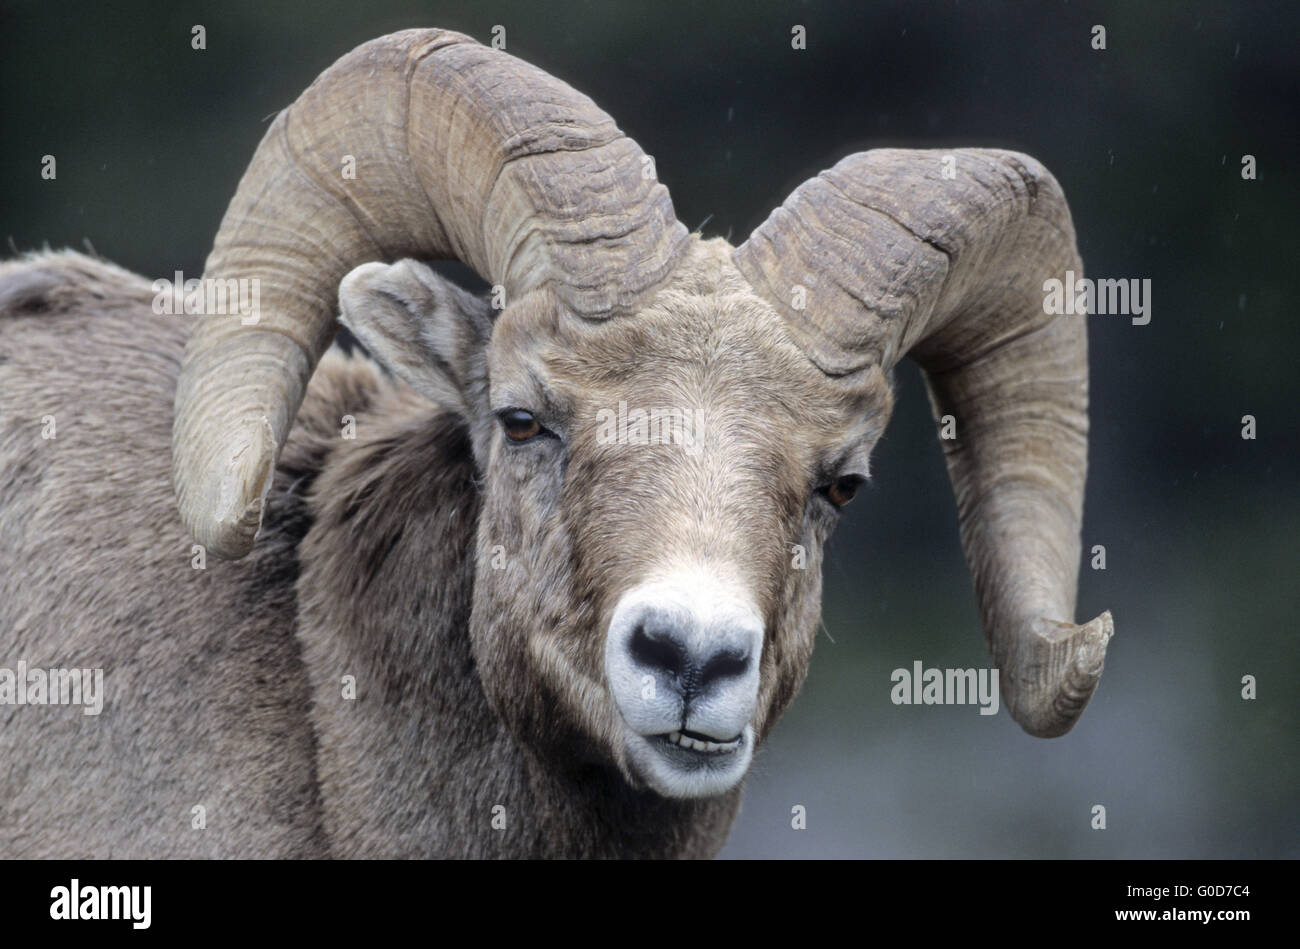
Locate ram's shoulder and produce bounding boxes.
[0,249,156,319]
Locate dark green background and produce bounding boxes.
[2,0,1295,857]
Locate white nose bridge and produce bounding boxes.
[636,568,763,658]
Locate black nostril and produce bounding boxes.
[700,649,749,687]
[629,625,686,677]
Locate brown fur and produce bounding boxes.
[0,242,889,857]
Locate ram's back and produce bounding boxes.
[0,251,328,857]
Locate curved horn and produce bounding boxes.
[733,148,1113,737]
[173,28,686,558]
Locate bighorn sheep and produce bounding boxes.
[0,28,1113,858]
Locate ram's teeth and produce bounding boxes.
[659,730,742,752]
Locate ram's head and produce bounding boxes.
[172,29,1113,799]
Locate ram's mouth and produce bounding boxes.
[655,729,743,755]
[622,723,755,797]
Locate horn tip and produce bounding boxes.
[1010,610,1115,738]
[179,416,276,560]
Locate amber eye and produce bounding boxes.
[824,475,863,507]
[500,409,543,442]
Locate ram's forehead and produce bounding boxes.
[488,283,889,439]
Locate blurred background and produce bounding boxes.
[2,0,1295,857]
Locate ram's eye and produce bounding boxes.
[500,409,543,442]
[823,475,864,507]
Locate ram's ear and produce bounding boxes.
[338,259,493,418]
